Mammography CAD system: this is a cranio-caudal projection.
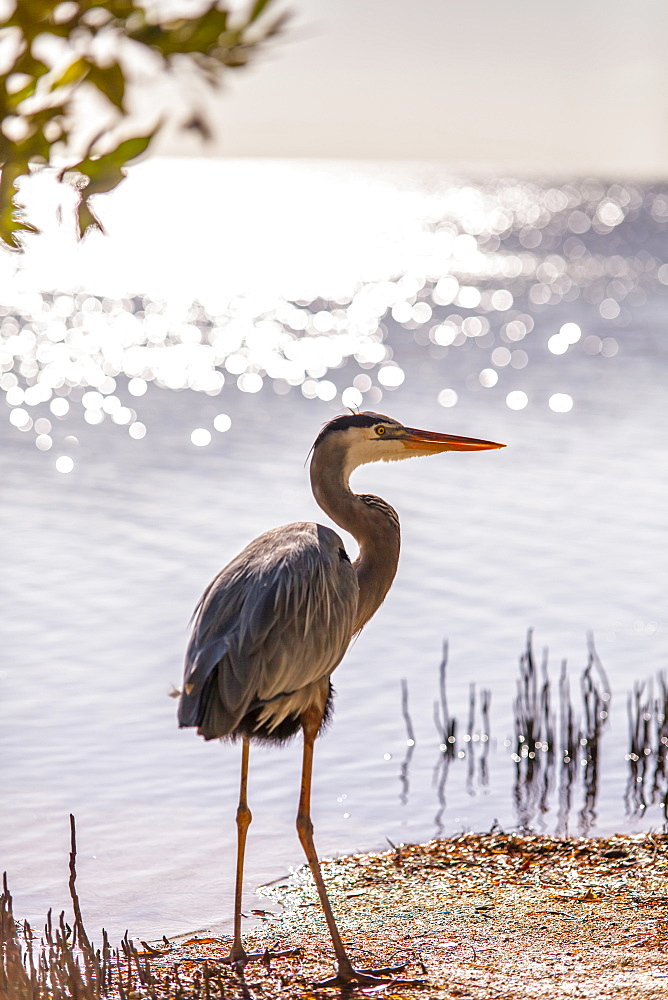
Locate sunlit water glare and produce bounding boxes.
[1,159,667,943]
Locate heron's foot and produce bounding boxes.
[222,945,301,971]
[315,962,424,988]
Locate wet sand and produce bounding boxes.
[154,832,668,998]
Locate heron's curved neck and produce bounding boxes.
[310,450,401,631]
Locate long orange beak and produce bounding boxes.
[401,426,505,453]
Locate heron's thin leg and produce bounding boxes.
[297,707,417,988]
[229,736,251,967]
[223,737,301,972]
[296,707,356,977]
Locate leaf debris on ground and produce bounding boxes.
[4,831,668,998]
[158,832,668,998]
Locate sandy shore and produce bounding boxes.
[152,832,668,998]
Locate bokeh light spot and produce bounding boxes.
[238,373,263,393]
[601,337,619,357]
[112,407,133,425]
[548,334,569,355]
[316,379,337,401]
[432,276,459,305]
[9,407,31,429]
[490,289,513,311]
[549,393,574,413]
[50,398,70,417]
[191,428,211,447]
[506,390,528,410]
[129,422,146,440]
[456,286,482,309]
[213,413,232,433]
[491,347,511,367]
[438,388,458,407]
[128,377,148,397]
[377,365,405,387]
[599,298,621,319]
[353,374,372,392]
[36,434,52,451]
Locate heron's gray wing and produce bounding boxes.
[178,522,358,739]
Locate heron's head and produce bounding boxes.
[311,411,504,481]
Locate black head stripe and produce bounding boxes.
[313,411,397,449]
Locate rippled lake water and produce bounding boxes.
[1,160,667,942]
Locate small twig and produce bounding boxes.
[68,814,93,959]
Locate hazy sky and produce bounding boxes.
[173,0,668,176]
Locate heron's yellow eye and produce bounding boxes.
[375,426,386,436]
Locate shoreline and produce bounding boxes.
[157,831,668,998]
[5,830,668,998]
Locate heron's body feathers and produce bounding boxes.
[178,522,358,741]
[178,411,503,745]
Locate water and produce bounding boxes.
[1,159,667,943]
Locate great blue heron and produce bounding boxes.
[178,411,504,987]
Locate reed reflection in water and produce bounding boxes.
[399,634,668,839]
[428,644,492,836]
[511,632,610,836]
[626,676,668,826]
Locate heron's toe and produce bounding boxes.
[314,962,424,988]
[223,946,301,970]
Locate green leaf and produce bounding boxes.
[0,158,40,251]
[76,197,104,240]
[66,127,159,239]
[87,62,125,111]
[64,127,157,217]
[50,57,91,92]
[76,129,156,179]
